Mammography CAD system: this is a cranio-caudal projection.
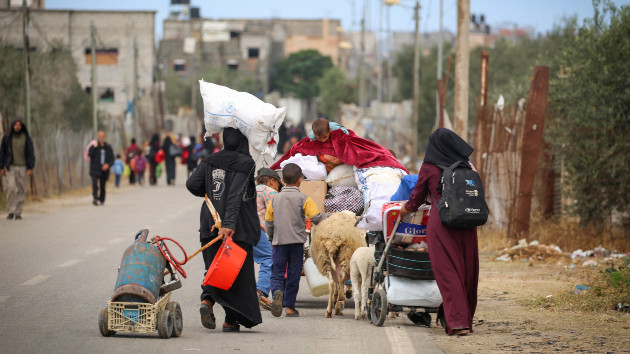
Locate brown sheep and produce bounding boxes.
[310,211,367,318]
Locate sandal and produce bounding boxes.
[271,290,284,317]
[285,308,300,317]
[257,290,272,311]
[222,323,240,332]
[200,303,216,329]
[450,328,470,336]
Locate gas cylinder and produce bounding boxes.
[112,229,166,304]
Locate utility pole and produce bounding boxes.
[454,0,470,139]
[22,0,31,130]
[411,0,421,165]
[386,4,393,105]
[358,1,367,111]
[90,20,97,137]
[133,38,139,140]
[435,0,443,129]
[376,1,383,103]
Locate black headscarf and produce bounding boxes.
[222,128,250,157]
[204,128,254,174]
[423,128,474,168]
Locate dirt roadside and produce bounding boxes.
[428,254,630,353]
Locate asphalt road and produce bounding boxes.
[0,166,442,354]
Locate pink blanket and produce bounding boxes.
[271,129,408,173]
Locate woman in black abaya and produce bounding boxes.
[186,128,262,332]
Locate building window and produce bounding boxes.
[248,48,260,58]
[227,59,239,70]
[230,31,240,39]
[85,87,115,103]
[85,48,119,65]
[172,59,187,73]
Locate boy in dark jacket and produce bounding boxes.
[265,163,328,317]
[0,119,35,219]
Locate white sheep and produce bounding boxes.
[310,211,367,318]
[350,246,376,320]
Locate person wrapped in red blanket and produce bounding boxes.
[271,119,408,174]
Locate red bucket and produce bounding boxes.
[202,236,247,290]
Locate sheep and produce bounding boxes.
[350,246,376,320]
[310,210,367,318]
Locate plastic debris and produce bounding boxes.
[496,254,512,262]
[582,259,599,267]
[616,303,630,313]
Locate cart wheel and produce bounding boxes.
[157,309,173,339]
[98,308,115,337]
[408,312,431,327]
[166,302,183,337]
[370,289,388,327]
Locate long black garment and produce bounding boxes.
[186,128,261,328]
[162,137,176,185]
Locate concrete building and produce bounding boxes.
[0,0,45,9]
[159,17,343,94]
[0,8,155,130]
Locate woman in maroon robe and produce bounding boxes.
[401,128,479,336]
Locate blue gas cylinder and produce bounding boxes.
[112,229,166,304]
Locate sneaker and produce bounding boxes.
[15,215,22,220]
[6,213,14,219]
[271,290,284,317]
[92,200,98,206]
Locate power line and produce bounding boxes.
[0,12,21,33]
[29,15,53,49]
[0,10,21,20]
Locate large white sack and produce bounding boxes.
[356,182,401,231]
[199,80,285,156]
[280,154,327,181]
[326,164,358,188]
[355,166,406,231]
[387,276,443,308]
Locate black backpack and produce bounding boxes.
[437,161,488,229]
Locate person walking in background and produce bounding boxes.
[187,135,198,177]
[400,128,479,336]
[148,133,160,185]
[186,128,262,332]
[253,167,283,310]
[162,132,180,186]
[88,130,114,206]
[125,138,140,185]
[0,119,35,220]
[133,151,148,185]
[112,154,124,188]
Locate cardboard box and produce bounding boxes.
[299,180,328,213]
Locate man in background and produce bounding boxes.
[0,119,35,220]
[89,130,114,206]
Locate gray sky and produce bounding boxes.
[46,0,630,39]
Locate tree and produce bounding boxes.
[0,44,91,131]
[317,66,357,120]
[547,1,630,226]
[271,49,333,99]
